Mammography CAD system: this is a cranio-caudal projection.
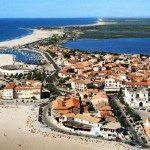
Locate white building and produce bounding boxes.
[62,113,122,139]
[69,78,92,92]
[74,114,102,128]
[62,113,103,136]
[2,83,15,100]
[104,78,122,92]
[100,122,122,139]
[124,87,150,108]
[0,65,31,76]
[2,80,42,100]
[104,54,115,63]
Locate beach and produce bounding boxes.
[0,104,137,150]
[0,19,109,48]
[0,29,64,48]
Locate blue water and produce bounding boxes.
[0,18,97,42]
[0,18,150,55]
[63,38,150,55]
[0,50,43,64]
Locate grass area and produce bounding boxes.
[65,25,150,39]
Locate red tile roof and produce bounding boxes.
[52,97,80,111]
[4,83,15,89]
[124,82,150,86]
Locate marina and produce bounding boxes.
[0,49,44,64]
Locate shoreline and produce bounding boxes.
[0,18,102,48]
[0,29,64,48]
[0,105,137,150]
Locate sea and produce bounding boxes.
[0,18,150,55]
[0,18,98,42]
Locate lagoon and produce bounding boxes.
[63,38,150,55]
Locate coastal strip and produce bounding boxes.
[0,29,64,48]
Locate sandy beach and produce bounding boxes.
[0,104,138,150]
[0,19,109,48]
[0,29,64,48]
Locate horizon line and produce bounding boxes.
[0,16,150,19]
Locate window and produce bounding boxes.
[111,129,114,132]
[136,94,139,98]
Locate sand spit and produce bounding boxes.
[0,29,64,48]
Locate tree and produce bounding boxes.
[4,75,7,78]
[63,53,71,59]
[17,73,23,80]
[87,83,97,89]
[32,96,37,100]
[14,73,18,78]
[27,72,32,80]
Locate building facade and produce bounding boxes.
[124,87,150,108]
[104,78,122,92]
[2,80,42,100]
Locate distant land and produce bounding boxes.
[0,18,150,55]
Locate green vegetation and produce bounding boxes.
[45,34,61,45]
[87,83,97,89]
[27,70,46,82]
[66,25,150,39]
[117,90,125,105]
[63,53,71,59]
[58,77,70,84]
[109,98,126,126]
[116,91,142,123]
[124,104,142,122]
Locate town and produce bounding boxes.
[0,33,149,149]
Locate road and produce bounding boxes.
[44,51,60,70]
[43,51,66,96]
[109,95,146,147]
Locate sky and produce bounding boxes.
[0,0,149,18]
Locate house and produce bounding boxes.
[100,122,122,139]
[144,117,150,138]
[104,54,115,63]
[51,96,81,116]
[62,113,102,128]
[58,66,75,78]
[104,78,122,92]
[2,83,15,99]
[69,78,92,92]
[91,91,108,106]
[79,89,98,102]
[74,114,102,128]
[2,80,42,100]
[124,87,150,108]
[123,82,150,88]
[98,106,113,117]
